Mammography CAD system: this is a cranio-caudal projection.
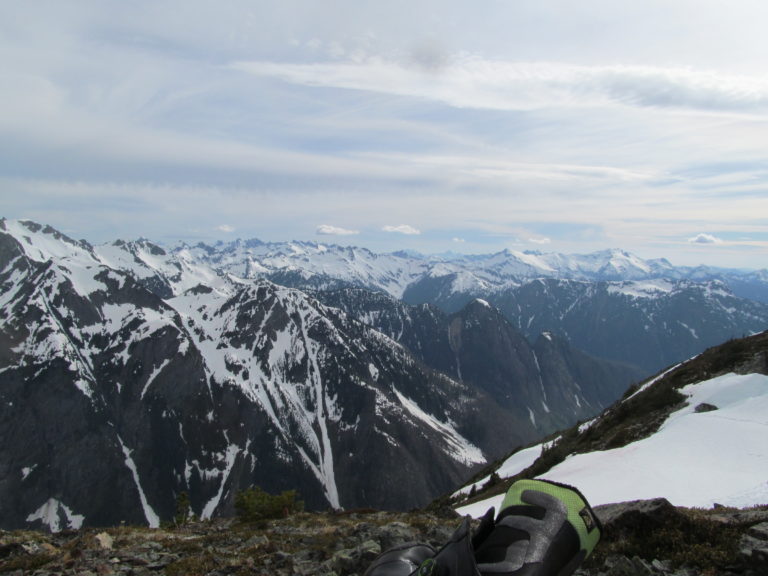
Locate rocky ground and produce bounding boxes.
[1,500,767,576]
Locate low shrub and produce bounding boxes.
[234,486,304,522]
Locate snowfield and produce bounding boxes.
[457,372,768,517]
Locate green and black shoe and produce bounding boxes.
[365,479,600,576]
[363,543,437,576]
[472,479,602,576]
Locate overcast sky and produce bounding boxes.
[2,1,767,268]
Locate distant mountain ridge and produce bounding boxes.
[0,219,638,531]
[173,236,768,302]
[36,221,766,374]
[124,229,768,374]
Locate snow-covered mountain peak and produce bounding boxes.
[1,219,99,266]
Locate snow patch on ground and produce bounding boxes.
[607,279,676,299]
[454,444,543,498]
[21,465,37,480]
[201,444,241,519]
[142,359,171,399]
[458,373,768,517]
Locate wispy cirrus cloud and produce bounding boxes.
[230,57,768,115]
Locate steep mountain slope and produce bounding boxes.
[452,330,768,514]
[316,288,643,457]
[490,278,768,373]
[0,220,490,530]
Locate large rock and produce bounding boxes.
[740,521,768,567]
[594,498,685,535]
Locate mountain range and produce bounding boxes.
[108,231,767,374]
[1,218,766,531]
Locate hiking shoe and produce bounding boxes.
[472,479,601,576]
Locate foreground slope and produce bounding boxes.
[453,330,768,515]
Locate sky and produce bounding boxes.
[2,1,768,269]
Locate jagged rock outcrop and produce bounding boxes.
[582,499,768,576]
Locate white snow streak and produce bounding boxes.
[394,389,485,466]
[118,436,160,528]
[141,358,171,399]
[26,498,85,533]
[201,444,241,519]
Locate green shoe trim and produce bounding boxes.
[500,479,601,557]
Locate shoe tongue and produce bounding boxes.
[471,506,497,551]
[473,519,531,568]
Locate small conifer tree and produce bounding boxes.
[174,491,192,526]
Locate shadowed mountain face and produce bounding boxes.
[0,220,659,530]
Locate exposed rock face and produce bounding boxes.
[317,289,642,459]
[585,499,768,576]
[0,222,488,529]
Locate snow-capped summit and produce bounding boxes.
[1,219,98,265]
